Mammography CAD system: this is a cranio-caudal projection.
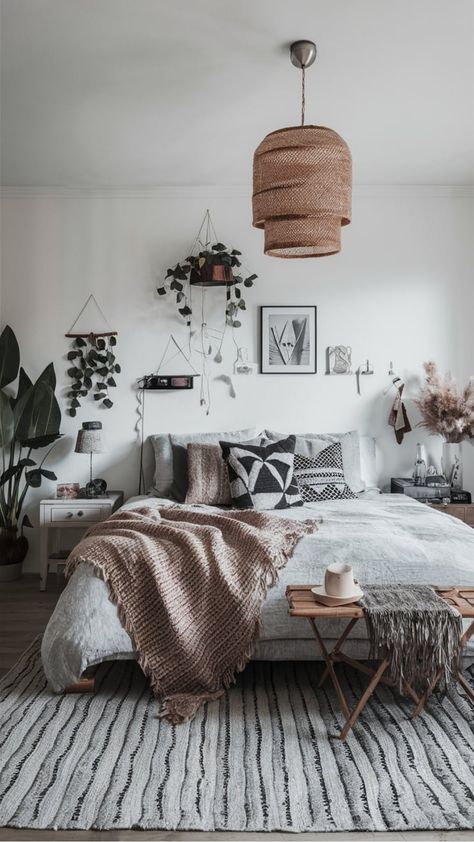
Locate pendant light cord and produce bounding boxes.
[301,65,306,126]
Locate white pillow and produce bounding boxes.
[360,435,378,490]
[265,429,364,494]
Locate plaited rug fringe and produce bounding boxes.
[65,506,317,723]
[361,585,463,692]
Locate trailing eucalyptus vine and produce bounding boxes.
[66,334,121,416]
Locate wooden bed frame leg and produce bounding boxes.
[65,676,96,694]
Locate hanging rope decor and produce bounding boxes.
[252,40,352,258]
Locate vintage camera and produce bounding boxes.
[450,490,472,504]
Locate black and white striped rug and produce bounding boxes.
[1,641,473,832]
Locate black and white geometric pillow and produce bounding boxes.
[293,442,357,503]
[220,435,303,510]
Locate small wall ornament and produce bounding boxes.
[65,295,120,417]
[326,345,352,374]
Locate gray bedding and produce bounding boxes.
[41,493,474,691]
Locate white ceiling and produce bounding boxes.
[1,0,473,187]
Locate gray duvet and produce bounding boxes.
[41,493,474,691]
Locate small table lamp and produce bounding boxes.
[74,421,107,497]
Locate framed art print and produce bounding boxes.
[260,306,317,374]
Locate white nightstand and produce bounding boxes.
[39,491,124,591]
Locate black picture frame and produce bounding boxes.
[260,306,317,374]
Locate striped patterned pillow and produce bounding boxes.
[293,442,356,503]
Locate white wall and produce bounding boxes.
[1,186,473,572]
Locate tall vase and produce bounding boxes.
[442,442,463,489]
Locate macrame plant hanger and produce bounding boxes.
[65,294,120,416]
[187,210,232,414]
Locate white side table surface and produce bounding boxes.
[39,491,124,591]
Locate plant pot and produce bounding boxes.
[442,442,463,489]
[0,528,28,581]
[191,262,234,287]
[0,561,23,582]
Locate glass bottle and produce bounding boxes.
[413,443,427,486]
[234,347,252,375]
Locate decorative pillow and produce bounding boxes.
[185,444,232,506]
[220,435,303,510]
[293,442,357,503]
[148,427,259,500]
[265,429,364,493]
[170,431,265,502]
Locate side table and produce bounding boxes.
[39,491,124,591]
[286,584,474,740]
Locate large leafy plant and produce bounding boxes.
[0,326,62,534]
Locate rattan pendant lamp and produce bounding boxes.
[252,40,352,258]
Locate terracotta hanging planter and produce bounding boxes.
[192,259,234,287]
[157,211,257,327]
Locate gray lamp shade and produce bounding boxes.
[74,424,104,454]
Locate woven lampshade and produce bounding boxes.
[74,422,104,454]
[252,125,352,258]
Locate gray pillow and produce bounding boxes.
[149,428,259,499]
[265,429,364,493]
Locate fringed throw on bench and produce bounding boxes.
[65,505,316,723]
[360,585,463,692]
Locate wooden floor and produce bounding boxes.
[0,574,58,676]
[0,575,473,842]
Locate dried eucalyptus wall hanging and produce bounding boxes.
[157,210,257,414]
[65,295,121,417]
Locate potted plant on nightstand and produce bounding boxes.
[0,326,62,582]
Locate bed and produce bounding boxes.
[41,491,474,692]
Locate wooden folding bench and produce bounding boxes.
[286,585,474,740]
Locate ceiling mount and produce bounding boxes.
[290,40,317,70]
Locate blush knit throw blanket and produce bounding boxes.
[65,506,317,723]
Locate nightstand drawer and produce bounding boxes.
[465,508,474,526]
[50,506,103,524]
[443,505,466,521]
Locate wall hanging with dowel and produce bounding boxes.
[65,294,121,416]
[157,210,257,414]
[253,40,352,257]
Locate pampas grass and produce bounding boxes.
[416,361,474,443]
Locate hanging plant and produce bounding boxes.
[65,294,120,417]
[66,334,120,417]
[156,211,258,416]
[157,212,257,329]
